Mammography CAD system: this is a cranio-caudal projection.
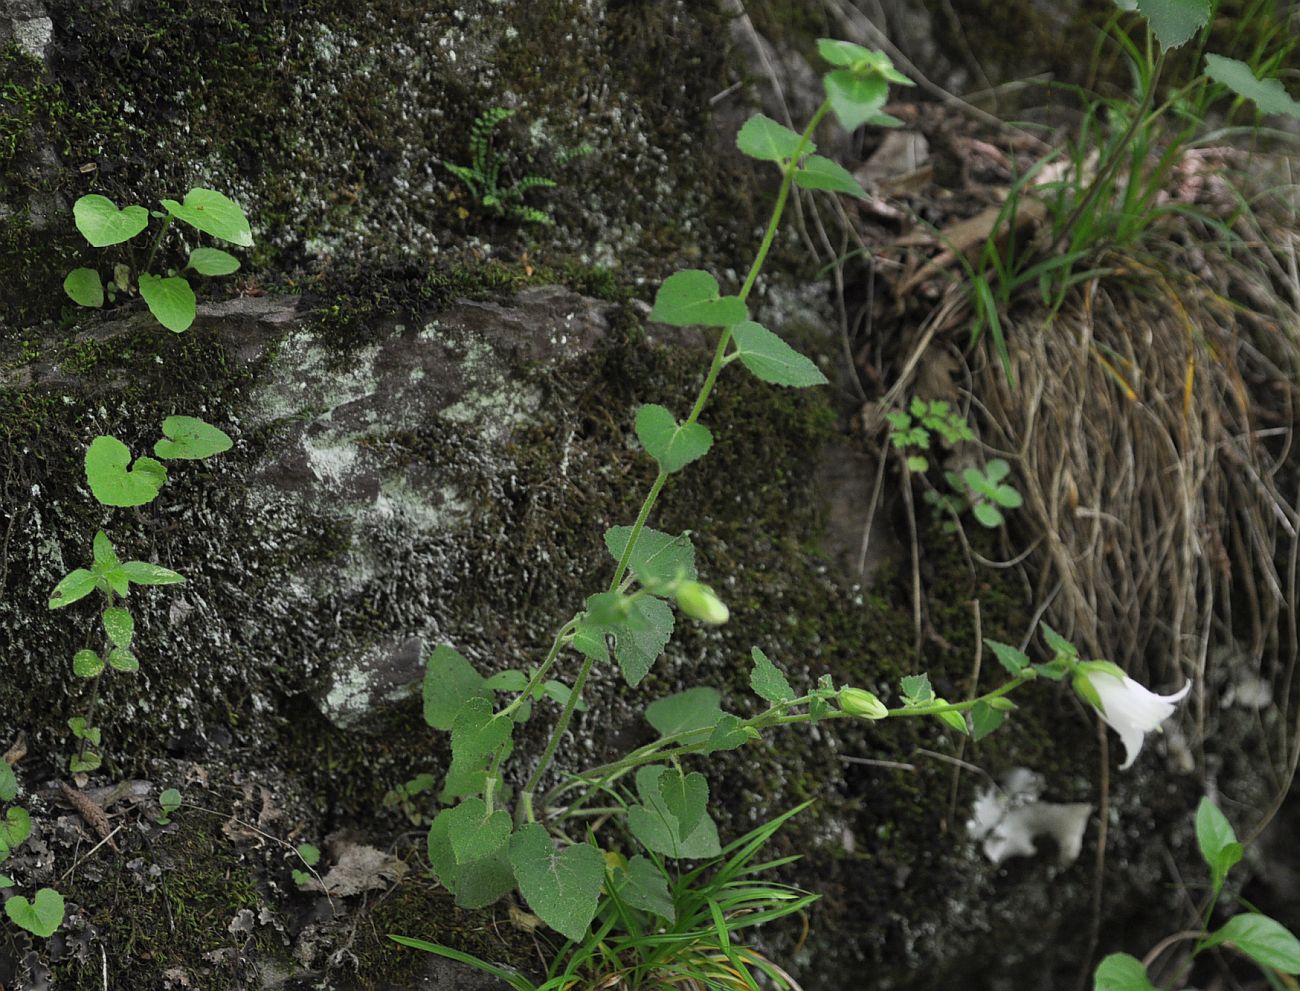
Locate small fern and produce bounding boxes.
[442,107,586,226]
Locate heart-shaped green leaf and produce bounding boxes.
[626,765,721,859]
[613,855,675,921]
[49,569,97,610]
[426,810,516,910]
[450,697,512,762]
[645,687,724,738]
[648,270,748,328]
[161,188,254,246]
[63,267,104,307]
[4,887,64,938]
[445,798,513,865]
[730,321,827,387]
[509,823,605,941]
[0,807,31,854]
[73,194,149,247]
[635,404,712,474]
[658,767,709,837]
[603,526,697,586]
[794,155,867,198]
[138,273,196,333]
[186,246,242,276]
[153,415,233,460]
[85,436,167,507]
[736,114,808,164]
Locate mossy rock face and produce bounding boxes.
[0,274,1238,989]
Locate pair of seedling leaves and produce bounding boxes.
[0,763,64,938]
[1094,799,1300,989]
[64,187,253,333]
[82,415,232,509]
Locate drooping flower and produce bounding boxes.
[1077,664,1191,770]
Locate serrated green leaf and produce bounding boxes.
[102,606,133,648]
[985,639,1029,675]
[648,270,748,328]
[161,187,254,246]
[450,697,513,763]
[614,855,675,921]
[296,842,321,866]
[4,887,64,938]
[1201,913,1300,973]
[571,618,611,663]
[635,404,712,474]
[730,321,827,387]
[445,798,513,865]
[900,673,934,705]
[119,561,185,586]
[659,767,709,837]
[612,596,675,687]
[749,646,795,704]
[1040,622,1078,659]
[735,114,808,164]
[67,717,100,746]
[153,415,233,460]
[509,824,604,941]
[187,246,241,276]
[85,435,167,507]
[70,750,102,773]
[1093,953,1158,991]
[63,267,104,308]
[702,713,752,753]
[1204,54,1300,118]
[72,649,104,678]
[603,526,697,585]
[824,70,889,131]
[49,569,97,610]
[626,766,721,859]
[423,645,490,731]
[1135,0,1210,50]
[0,763,15,803]
[73,194,148,247]
[645,687,723,738]
[138,273,196,333]
[794,155,867,198]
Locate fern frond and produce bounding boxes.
[470,107,513,177]
[509,206,554,226]
[442,161,482,198]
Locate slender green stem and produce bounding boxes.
[499,617,580,719]
[884,673,1031,717]
[143,214,173,275]
[517,99,834,824]
[518,652,598,825]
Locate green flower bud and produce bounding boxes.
[675,581,730,625]
[839,687,888,720]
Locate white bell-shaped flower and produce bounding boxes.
[1084,667,1191,769]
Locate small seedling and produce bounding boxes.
[292,842,321,888]
[64,187,253,332]
[157,787,182,824]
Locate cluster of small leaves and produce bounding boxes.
[443,107,590,225]
[925,457,1022,529]
[0,763,64,938]
[64,188,253,332]
[1095,798,1300,989]
[291,842,321,888]
[47,417,231,772]
[886,397,975,472]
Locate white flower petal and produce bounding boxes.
[1091,675,1191,770]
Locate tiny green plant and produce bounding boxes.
[157,787,182,824]
[1093,797,1300,988]
[291,842,321,888]
[48,415,232,772]
[0,761,63,938]
[64,187,253,332]
[887,397,975,473]
[442,107,589,225]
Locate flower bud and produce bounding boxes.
[675,581,730,625]
[839,687,888,720]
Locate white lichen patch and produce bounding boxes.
[967,767,1092,867]
[324,665,374,725]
